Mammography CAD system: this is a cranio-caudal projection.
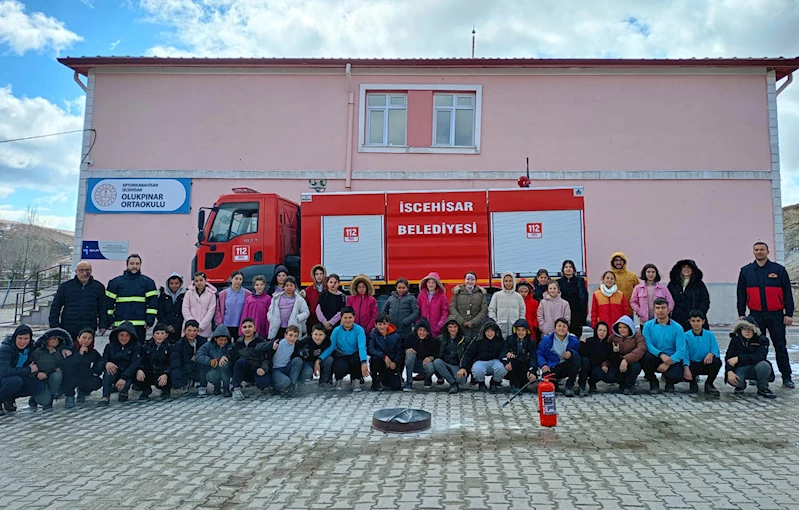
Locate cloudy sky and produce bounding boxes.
[1,0,798,230]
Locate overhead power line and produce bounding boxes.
[0,129,87,144]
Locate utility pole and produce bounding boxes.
[471,26,476,58]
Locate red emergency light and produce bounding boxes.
[232,187,259,193]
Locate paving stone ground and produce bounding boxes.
[1,328,798,509]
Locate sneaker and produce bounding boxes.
[689,381,699,394]
[139,391,150,401]
[352,380,362,392]
[648,380,660,395]
[76,391,86,405]
[232,388,245,401]
[734,387,745,396]
[704,384,720,397]
[65,396,75,409]
[371,383,383,392]
[478,382,487,393]
[784,379,795,389]
[423,383,433,390]
[213,386,222,396]
[118,392,129,403]
[576,387,588,397]
[622,386,635,396]
[97,399,109,407]
[437,378,445,385]
[319,382,333,390]
[181,383,191,395]
[198,387,208,398]
[664,383,676,394]
[402,383,413,392]
[333,380,344,391]
[448,383,459,394]
[564,386,575,397]
[757,388,777,399]
[223,389,232,398]
[28,397,37,409]
[3,400,17,412]
[489,380,502,393]
[287,384,299,398]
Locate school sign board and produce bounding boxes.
[81,240,129,260]
[86,178,191,214]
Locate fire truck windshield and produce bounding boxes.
[208,201,259,242]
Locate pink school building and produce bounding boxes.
[58,56,799,325]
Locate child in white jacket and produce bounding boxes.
[489,272,526,338]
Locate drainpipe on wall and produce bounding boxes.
[73,71,88,93]
[345,63,354,191]
[777,72,794,96]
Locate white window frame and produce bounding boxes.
[358,84,482,154]
[432,93,476,148]
[365,93,407,146]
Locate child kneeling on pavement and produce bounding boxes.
[302,323,332,386]
[136,324,173,400]
[434,319,469,394]
[98,322,142,407]
[270,325,303,397]
[195,325,236,397]
[603,316,646,395]
[403,317,438,391]
[683,310,722,396]
[62,328,103,407]
[170,320,208,396]
[577,321,609,396]
[502,318,537,393]
[29,328,74,410]
[368,313,404,391]
[459,319,507,393]
[725,316,777,399]
[319,307,369,392]
[231,318,271,400]
[537,318,581,397]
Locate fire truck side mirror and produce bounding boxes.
[198,210,206,231]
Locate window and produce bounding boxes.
[366,93,407,146]
[433,94,475,147]
[208,202,258,242]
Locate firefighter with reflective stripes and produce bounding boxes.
[736,241,794,389]
[105,254,159,343]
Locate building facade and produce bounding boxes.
[58,57,799,324]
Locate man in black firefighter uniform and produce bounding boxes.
[106,254,159,343]
[737,241,794,389]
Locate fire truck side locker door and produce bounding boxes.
[491,210,586,277]
[321,215,385,281]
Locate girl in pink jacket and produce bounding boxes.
[417,272,449,338]
[537,280,572,336]
[346,274,378,334]
[181,272,218,338]
[630,263,674,323]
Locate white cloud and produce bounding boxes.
[33,191,69,204]
[0,0,82,55]
[0,85,84,193]
[0,206,75,230]
[0,185,13,198]
[109,38,121,51]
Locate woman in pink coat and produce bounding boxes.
[346,274,378,334]
[181,271,218,338]
[630,263,674,324]
[417,272,449,338]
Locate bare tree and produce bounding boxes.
[0,206,56,278]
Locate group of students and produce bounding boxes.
[2,246,789,414]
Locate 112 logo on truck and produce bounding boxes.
[526,222,543,239]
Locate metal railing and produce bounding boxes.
[12,264,72,323]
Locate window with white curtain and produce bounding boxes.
[365,93,407,146]
[433,94,475,147]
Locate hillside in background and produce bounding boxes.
[785,204,799,282]
[0,219,74,277]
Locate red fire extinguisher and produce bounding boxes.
[537,374,557,427]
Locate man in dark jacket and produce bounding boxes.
[434,319,470,393]
[97,321,142,407]
[668,259,710,331]
[105,254,158,344]
[367,313,404,391]
[737,242,794,389]
[136,324,173,400]
[725,316,776,398]
[170,320,208,396]
[459,319,507,393]
[49,261,108,341]
[0,324,46,414]
[502,318,537,393]
[157,272,185,343]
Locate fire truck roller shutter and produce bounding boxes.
[322,215,385,282]
[491,210,585,278]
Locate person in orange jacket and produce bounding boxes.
[610,252,639,316]
[516,279,540,340]
[591,271,629,328]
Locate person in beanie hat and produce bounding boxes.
[501,318,536,392]
[98,321,142,407]
[195,324,237,397]
[725,316,776,398]
[417,272,449,338]
[135,323,174,400]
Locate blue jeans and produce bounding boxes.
[404,352,435,385]
[272,357,302,391]
[432,359,467,385]
[471,359,507,383]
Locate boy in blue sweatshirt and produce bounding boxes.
[536,319,581,397]
[320,306,368,392]
[641,298,687,394]
[683,310,721,396]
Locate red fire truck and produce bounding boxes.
[196,187,587,294]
